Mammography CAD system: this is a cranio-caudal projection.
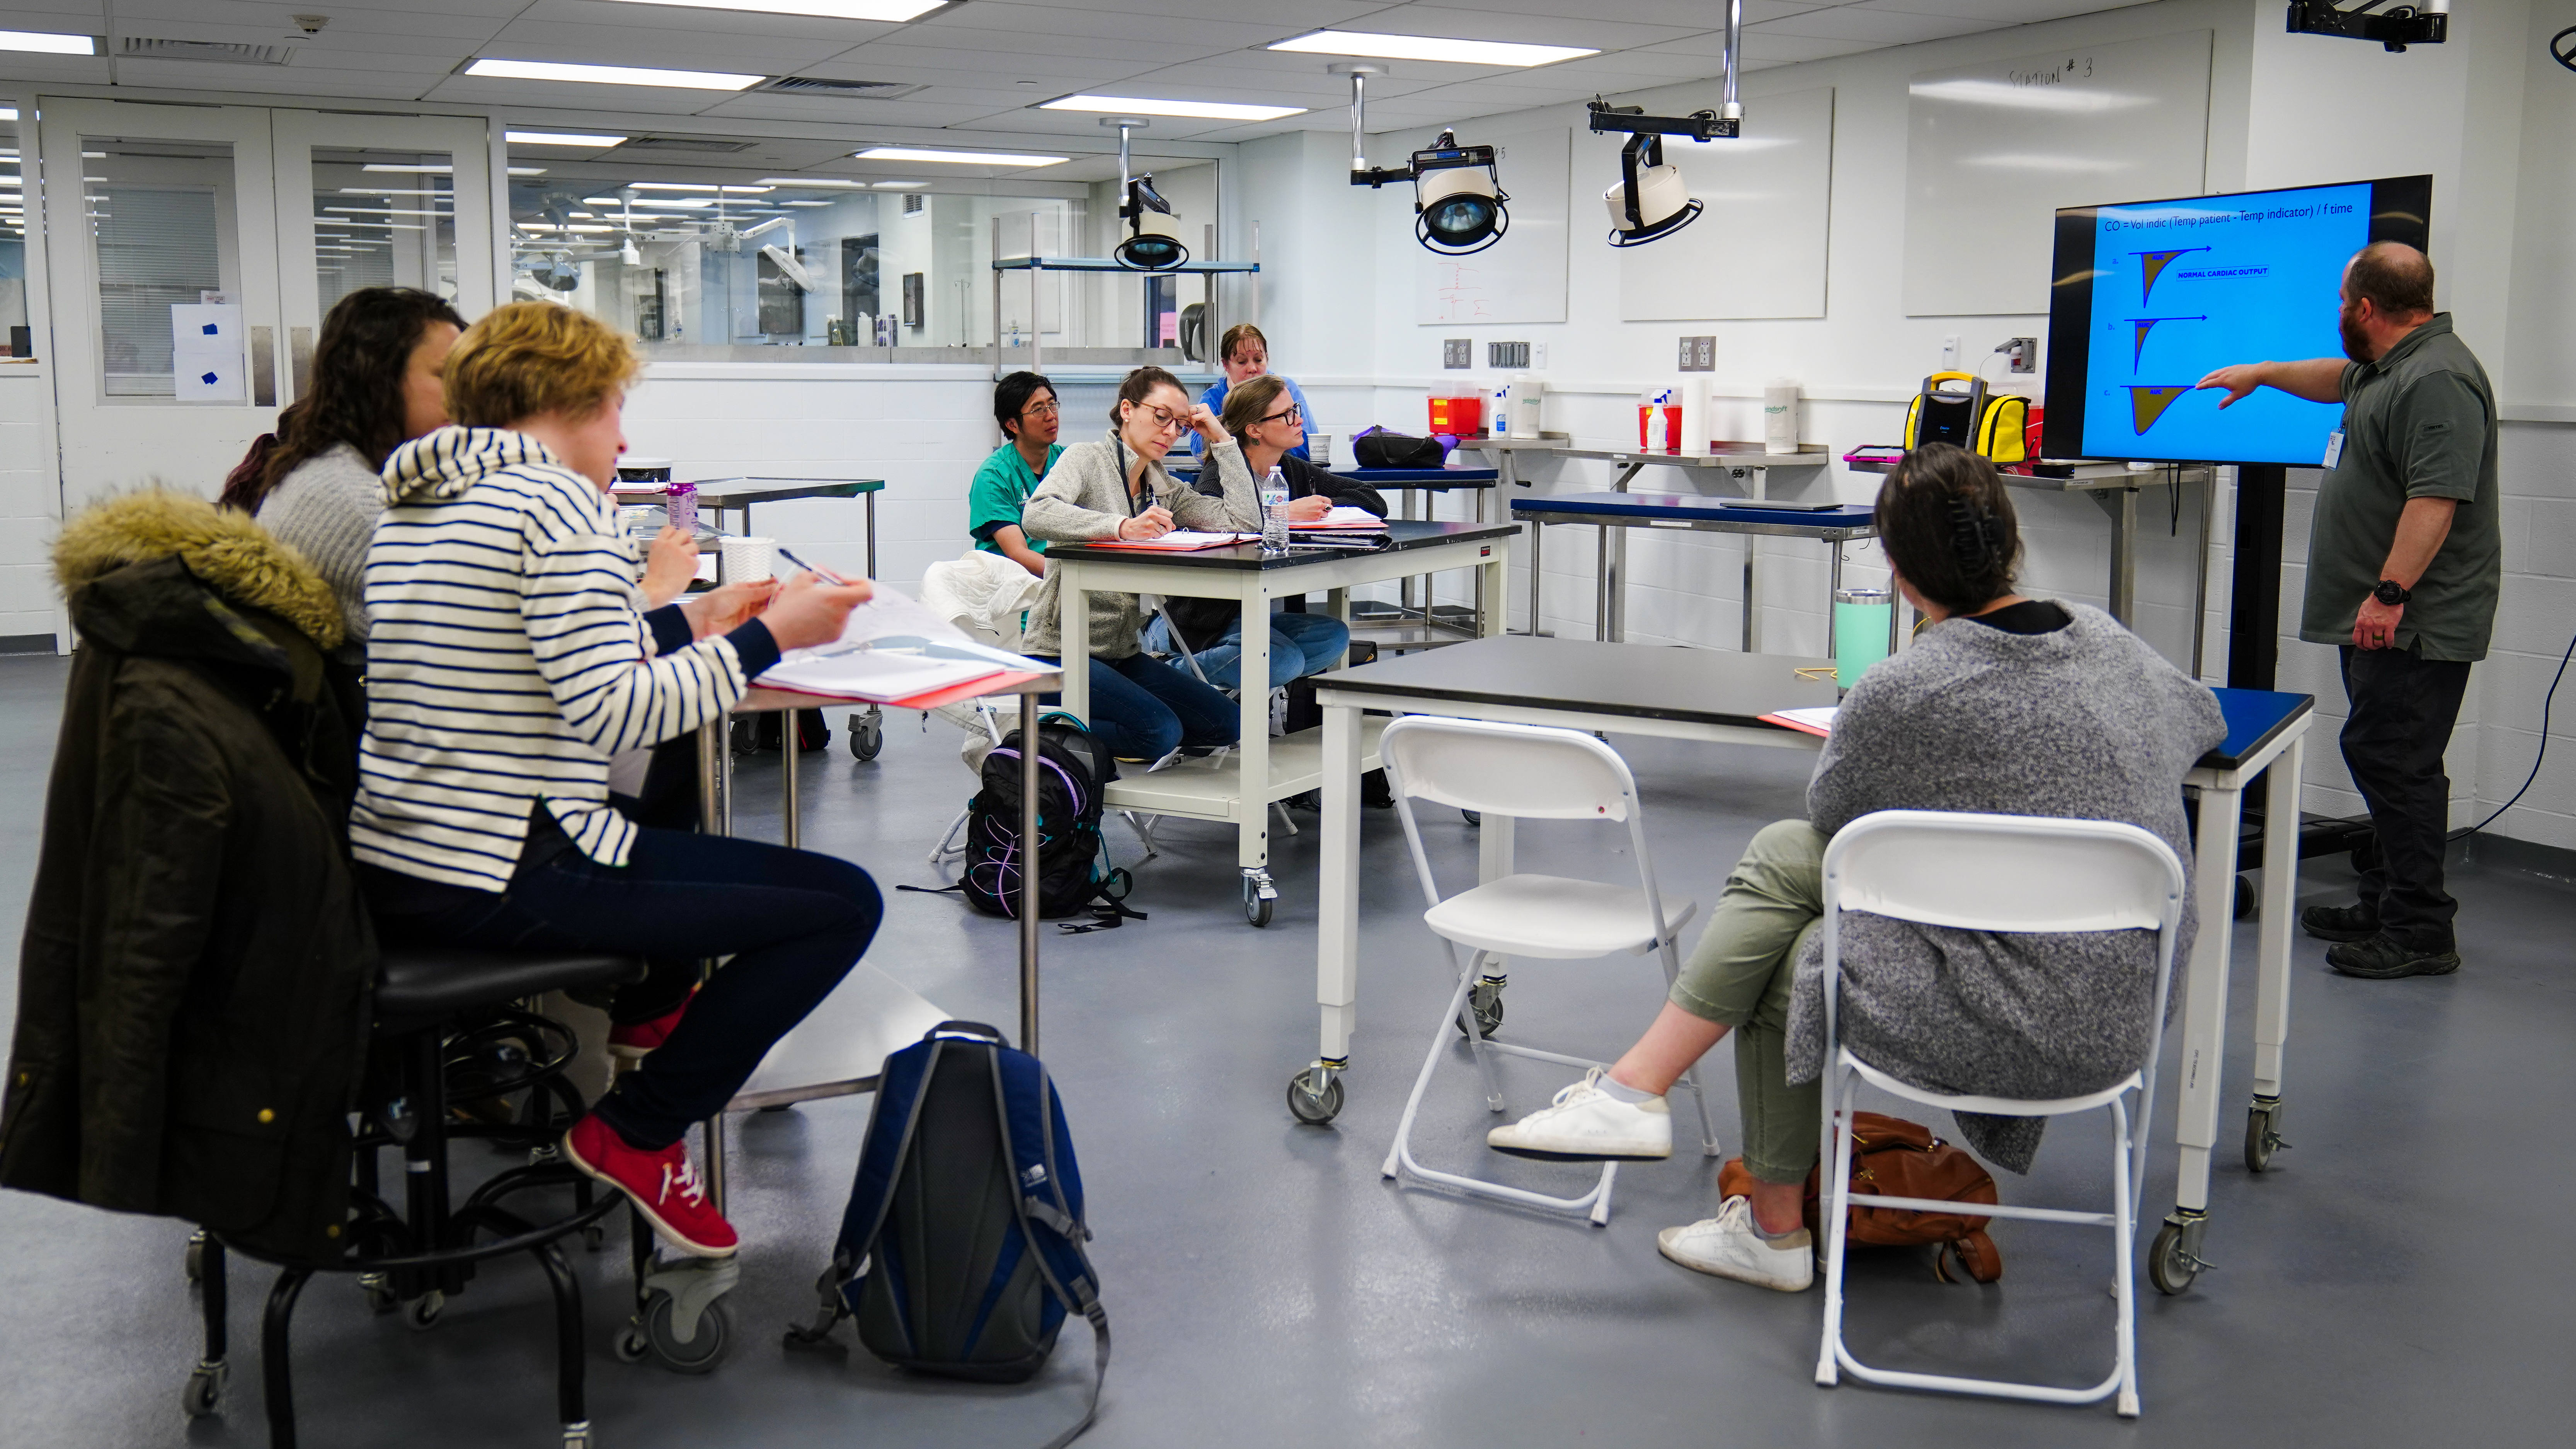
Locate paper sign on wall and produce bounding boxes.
[171,303,245,403]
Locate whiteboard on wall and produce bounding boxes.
[1617,87,1834,320]
[1902,29,2211,317]
[1416,126,1568,326]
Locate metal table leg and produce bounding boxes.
[2161,773,2244,1291]
[2246,734,2304,1172]
[1297,699,1363,1123]
[1020,682,1042,1052]
[1237,574,1276,924]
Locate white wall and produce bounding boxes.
[0,369,53,643]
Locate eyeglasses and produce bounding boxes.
[1020,399,1060,419]
[1132,404,1190,434]
[1257,404,1302,427]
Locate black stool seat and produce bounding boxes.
[375,943,645,1036]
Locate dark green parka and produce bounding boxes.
[0,489,372,1267]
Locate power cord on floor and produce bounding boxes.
[2451,624,2576,843]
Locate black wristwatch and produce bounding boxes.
[2373,579,2412,606]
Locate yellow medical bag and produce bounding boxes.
[1903,371,2029,464]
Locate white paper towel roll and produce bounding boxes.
[720,536,776,585]
[1676,375,1712,455]
[1764,379,1801,454]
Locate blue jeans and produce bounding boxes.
[1142,610,1350,691]
[1030,651,1239,760]
[364,828,879,1150]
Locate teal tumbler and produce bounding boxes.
[1833,588,1893,691]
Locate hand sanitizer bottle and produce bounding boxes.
[1261,466,1291,553]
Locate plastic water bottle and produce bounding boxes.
[1261,466,1291,552]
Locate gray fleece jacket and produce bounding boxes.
[1019,430,1259,659]
[1788,602,2225,1172]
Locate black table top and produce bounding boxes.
[1167,464,1499,488]
[1046,518,1517,572]
[1316,636,1839,727]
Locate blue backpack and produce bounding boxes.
[788,1021,1108,1447]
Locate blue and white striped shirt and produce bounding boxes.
[350,427,773,891]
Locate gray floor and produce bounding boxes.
[0,650,2563,1447]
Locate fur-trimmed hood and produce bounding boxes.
[53,487,344,651]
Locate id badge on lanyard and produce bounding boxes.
[2323,429,2344,470]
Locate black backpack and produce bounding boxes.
[960,713,1134,922]
[789,1022,1108,1447]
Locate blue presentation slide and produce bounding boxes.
[2078,182,2370,464]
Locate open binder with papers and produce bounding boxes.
[756,583,1050,703]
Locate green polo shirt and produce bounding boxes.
[968,440,1061,556]
[2302,314,2501,662]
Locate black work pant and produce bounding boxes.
[2339,644,2472,951]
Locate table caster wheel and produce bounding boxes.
[2233,874,2255,921]
[644,1293,731,1374]
[361,1273,398,1313]
[1242,871,1276,927]
[1462,809,1481,827]
[182,1360,227,1418]
[612,1321,650,1364]
[405,1289,446,1331]
[1454,979,1504,1038]
[1286,1069,1344,1125]
[849,716,883,762]
[2147,1221,2200,1296]
[2245,1100,2288,1173]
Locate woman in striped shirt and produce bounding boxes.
[352,303,875,1258]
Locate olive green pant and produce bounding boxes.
[1667,819,1828,1185]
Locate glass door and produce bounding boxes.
[269,111,494,401]
[41,99,282,512]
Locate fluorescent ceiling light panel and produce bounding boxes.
[1268,31,1598,67]
[781,199,832,206]
[872,180,925,188]
[464,58,760,92]
[0,30,95,56]
[602,0,944,18]
[0,109,17,121]
[506,131,629,147]
[757,177,868,189]
[1040,95,1305,122]
[855,147,1065,167]
[627,182,771,193]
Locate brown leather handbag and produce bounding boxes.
[1718,1111,2003,1284]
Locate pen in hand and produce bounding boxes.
[775,546,853,586]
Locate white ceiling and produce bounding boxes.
[0,1,2158,182]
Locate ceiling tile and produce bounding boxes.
[1389,0,1838,25]
[1868,0,2150,22]
[695,95,1015,128]
[1313,5,1708,51]
[478,20,873,70]
[915,3,1305,50]
[517,0,904,43]
[1750,6,1992,43]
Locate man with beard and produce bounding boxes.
[2196,241,2499,980]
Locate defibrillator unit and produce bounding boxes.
[1903,371,2029,464]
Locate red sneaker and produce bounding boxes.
[606,987,696,1061]
[561,1114,738,1258]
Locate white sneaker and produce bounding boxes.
[1485,1068,1672,1161]
[1658,1196,1813,1292]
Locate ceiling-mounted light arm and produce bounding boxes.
[1617,133,1663,234]
[1102,114,1187,271]
[1586,99,1737,143]
[1720,0,1743,124]
[1331,61,1415,188]
[2287,1,2448,53]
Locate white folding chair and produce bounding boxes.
[1811,810,2186,1418]
[1377,716,1716,1226]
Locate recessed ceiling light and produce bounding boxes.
[1040,95,1306,122]
[602,0,944,19]
[0,30,95,56]
[364,164,546,176]
[506,131,629,148]
[855,147,1066,167]
[1268,32,1599,67]
[756,177,869,189]
[781,199,832,206]
[464,58,761,91]
[0,109,17,121]
[627,182,771,193]
[872,180,926,189]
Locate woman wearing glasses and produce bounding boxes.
[1144,374,1378,689]
[1020,366,1259,762]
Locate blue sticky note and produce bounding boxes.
[201,372,219,385]
[201,323,220,335]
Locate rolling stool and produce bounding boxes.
[184,942,644,1449]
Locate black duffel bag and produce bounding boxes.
[1352,428,1446,469]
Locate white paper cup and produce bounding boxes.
[719,536,776,584]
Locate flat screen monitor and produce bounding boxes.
[2040,175,2431,467]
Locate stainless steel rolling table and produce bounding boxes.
[1511,493,1880,654]
[1045,520,1513,926]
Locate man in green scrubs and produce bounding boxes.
[2197,242,2499,979]
[969,371,1061,577]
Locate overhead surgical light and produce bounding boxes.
[1334,64,1510,257]
[2286,0,2447,53]
[1103,117,1189,272]
[1584,0,1742,248]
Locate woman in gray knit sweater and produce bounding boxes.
[1489,443,2225,1293]
[219,288,468,651]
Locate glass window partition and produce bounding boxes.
[311,147,460,314]
[0,113,26,352]
[81,136,244,401]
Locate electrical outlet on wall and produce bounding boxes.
[2004,336,2038,373]
[1679,336,1715,371]
[1442,339,1471,369]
